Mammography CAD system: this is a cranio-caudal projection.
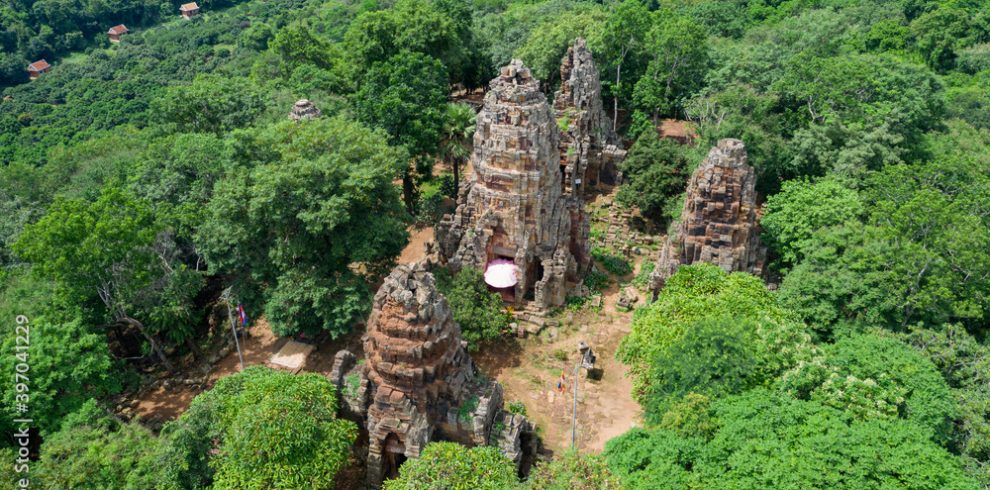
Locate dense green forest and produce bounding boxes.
[2,0,990,488]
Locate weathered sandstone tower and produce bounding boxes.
[553,37,627,197]
[330,264,534,487]
[437,60,586,309]
[649,139,766,296]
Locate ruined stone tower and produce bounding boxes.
[437,60,587,310]
[330,263,535,487]
[288,99,321,121]
[649,139,767,296]
[553,37,626,197]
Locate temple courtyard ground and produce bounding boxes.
[127,189,650,458]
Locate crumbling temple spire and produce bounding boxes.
[437,60,588,310]
[329,263,536,487]
[649,139,767,296]
[552,37,627,197]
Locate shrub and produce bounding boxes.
[436,267,512,350]
[385,442,519,490]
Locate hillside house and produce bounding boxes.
[107,24,129,42]
[27,60,50,80]
[180,2,199,19]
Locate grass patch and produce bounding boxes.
[343,372,361,399]
[507,400,527,416]
[633,261,656,290]
[592,247,633,276]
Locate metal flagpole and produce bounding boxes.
[571,361,579,449]
[221,288,245,370]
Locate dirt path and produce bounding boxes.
[398,226,434,265]
[132,318,286,423]
[474,264,645,454]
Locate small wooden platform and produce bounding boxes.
[268,340,315,373]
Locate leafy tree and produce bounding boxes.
[631,11,709,126]
[155,367,357,490]
[152,75,267,135]
[526,450,621,490]
[34,400,157,489]
[945,82,990,129]
[14,186,201,367]
[269,21,338,70]
[900,324,990,469]
[384,442,519,490]
[615,135,688,223]
[607,390,977,490]
[436,267,512,350]
[196,117,409,338]
[618,264,791,399]
[473,0,599,79]
[760,177,864,268]
[129,132,233,237]
[657,392,717,440]
[604,428,702,490]
[342,0,476,85]
[439,102,476,198]
[354,51,448,158]
[353,50,448,213]
[591,0,650,129]
[0,316,121,437]
[910,7,986,72]
[645,314,816,422]
[778,145,990,333]
[644,317,758,421]
[773,53,943,159]
[512,7,606,87]
[778,333,957,444]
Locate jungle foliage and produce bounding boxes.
[3,0,990,487]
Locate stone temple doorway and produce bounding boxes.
[382,433,407,481]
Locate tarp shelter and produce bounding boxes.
[484,259,518,288]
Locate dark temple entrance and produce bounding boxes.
[382,433,407,481]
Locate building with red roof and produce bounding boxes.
[107,24,129,42]
[180,2,199,19]
[27,60,50,80]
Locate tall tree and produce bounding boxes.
[153,367,358,489]
[594,0,651,131]
[631,11,709,126]
[196,117,409,338]
[353,51,448,213]
[439,102,476,198]
[13,186,201,369]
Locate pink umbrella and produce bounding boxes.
[485,259,518,288]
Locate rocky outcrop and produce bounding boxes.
[649,139,766,296]
[336,263,535,487]
[437,60,588,310]
[553,38,626,196]
[288,99,321,121]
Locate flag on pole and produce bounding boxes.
[237,304,249,326]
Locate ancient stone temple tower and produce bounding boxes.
[649,139,767,296]
[288,99,321,121]
[437,60,588,310]
[553,38,627,197]
[330,264,535,487]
